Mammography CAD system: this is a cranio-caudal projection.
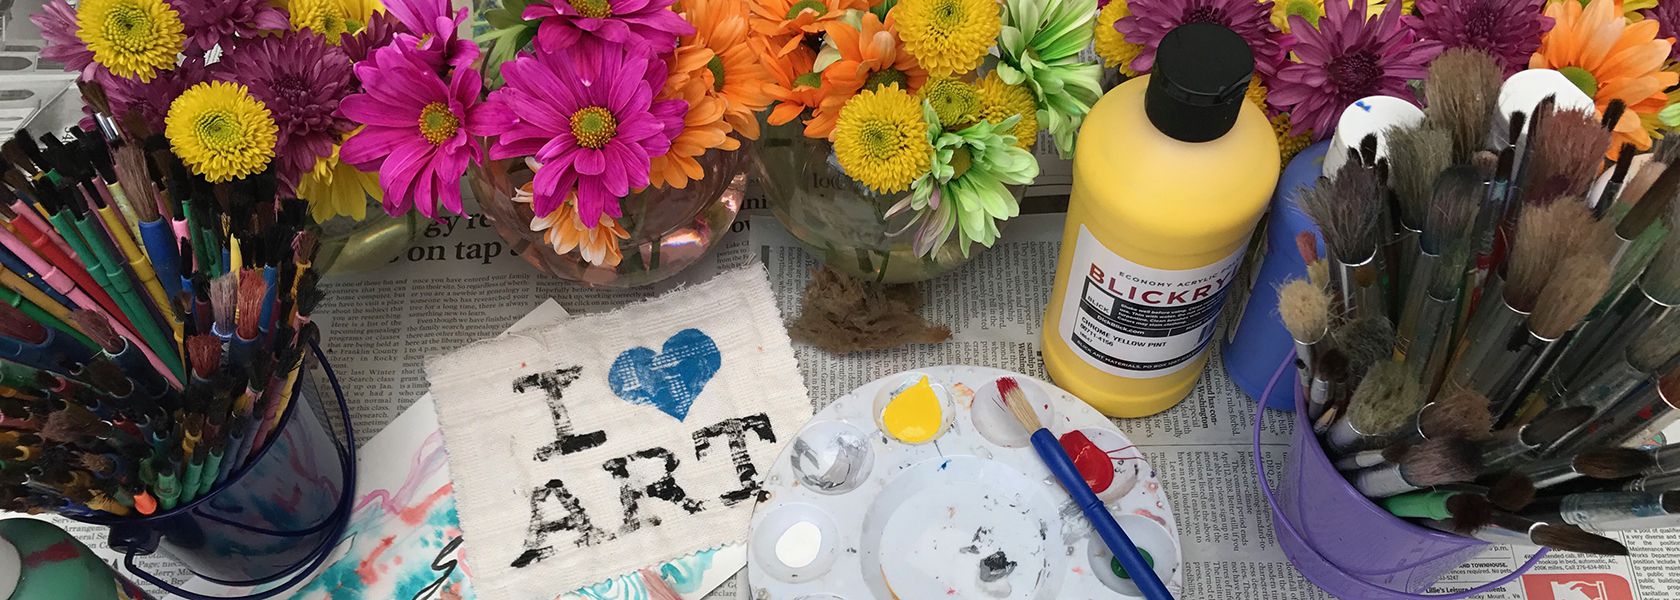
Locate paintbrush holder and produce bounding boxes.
[65,342,356,600]
[1252,354,1548,599]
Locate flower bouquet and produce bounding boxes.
[751,0,1103,283]
[33,0,440,274]
[466,0,772,286]
[1093,0,1680,163]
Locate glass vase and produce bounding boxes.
[468,143,750,288]
[312,199,425,276]
[753,121,1015,284]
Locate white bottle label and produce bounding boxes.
[1057,226,1245,378]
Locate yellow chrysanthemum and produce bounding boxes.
[75,0,185,82]
[921,78,981,128]
[297,145,379,222]
[893,0,999,77]
[339,0,383,29]
[833,85,933,194]
[290,0,352,41]
[166,81,277,183]
[975,72,1038,150]
[1270,0,1392,32]
[1272,113,1311,164]
[1093,0,1141,76]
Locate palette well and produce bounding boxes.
[747,366,1183,599]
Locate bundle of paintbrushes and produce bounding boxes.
[1286,49,1680,555]
[0,85,325,520]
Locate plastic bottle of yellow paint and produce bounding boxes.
[1042,23,1280,418]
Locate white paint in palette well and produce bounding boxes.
[775,521,823,569]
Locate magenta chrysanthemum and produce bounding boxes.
[168,0,289,54]
[339,44,493,218]
[384,0,480,69]
[521,0,694,54]
[1114,0,1289,80]
[33,0,100,80]
[1272,0,1442,140]
[215,32,355,182]
[1643,2,1680,62]
[478,44,686,226]
[1406,0,1552,76]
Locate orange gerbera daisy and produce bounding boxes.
[516,183,631,268]
[756,37,824,126]
[808,12,928,139]
[749,0,868,56]
[1530,0,1677,155]
[651,0,774,187]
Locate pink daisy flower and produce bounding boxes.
[478,44,686,226]
[1115,0,1290,81]
[521,0,693,54]
[1271,0,1442,140]
[169,0,290,55]
[339,44,494,218]
[384,0,482,69]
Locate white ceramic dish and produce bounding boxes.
[748,366,1183,599]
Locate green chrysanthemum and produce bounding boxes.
[889,101,1039,258]
[997,0,1104,157]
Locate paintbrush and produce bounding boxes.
[1545,319,1680,452]
[1411,388,1494,442]
[1383,490,1494,533]
[1386,125,1453,288]
[1422,49,1502,163]
[997,377,1174,599]
[1427,512,1630,555]
[1398,168,1481,391]
[1518,447,1659,490]
[1555,234,1680,392]
[1301,160,1388,323]
[1310,349,1349,426]
[1297,231,1329,290]
[1625,471,1680,492]
[1558,372,1680,457]
[1487,254,1612,422]
[1326,360,1424,455]
[1332,438,1411,471]
[1280,278,1330,415]
[1481,405,1597,472]
[1520,103,1614,204]
[1353,437,1481,497]
[1522,491,1680,533]
[1592,144,1640,219]
[1450,202,1595,401]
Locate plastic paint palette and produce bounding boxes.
[747,366,1183,599]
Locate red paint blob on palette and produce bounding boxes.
[1060,430,1114,493]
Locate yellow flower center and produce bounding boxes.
[863,69,909,91]
[785,0,827,19]
[103,4,155,48]
[192,111,242,150]
[706,56,726,92]
[418,102,460,145]
[857,120,906,161]
[922,78,980,127]
[570,106,617,149]
[567,0,612,18]
[930,0,965,31]
[1282,0,1321,23]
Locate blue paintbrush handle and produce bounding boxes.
[1030,429,1174,600]
[139,219,181,298]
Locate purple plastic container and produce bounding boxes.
[1251,354,1548,599]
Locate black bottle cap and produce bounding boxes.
[1145,23,1255,143]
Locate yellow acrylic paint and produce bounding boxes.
[881,376,942,443]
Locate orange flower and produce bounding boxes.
[749,0,868,56]
[516,184,631,268]
[651,0,774,188]
[1531,0,1677,155]
[756,37,824,127]
[808,12,928,139]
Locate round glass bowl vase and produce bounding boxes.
[468,144,750,287]
[313,201,424,276]
[754,121,1016,284]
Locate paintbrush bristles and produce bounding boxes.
[1302,162,1385,261]
[187,334,222,381]
[1629,316,1680,373]
[1575,448,1657,479]
[67,311,121,354]
[996,377,1040,432]
[1333,317,1397,380]
[1529,255,1611,339]
[1619,155,1680,239]
[1507,201,1594,311]
[1279,279,1330,344]
[1348,360,1425,435]
[1531,524,1630,556]
[1423,49,1502,162]
[1420,389,1493,440]
[1401,438,1481,486]
[210,273,237,334]
[1640,233,1680,304]
[1524,105,1610,203]
[236,273,265,340]
[1423,167,1484,255]
[1387,125,1453,229]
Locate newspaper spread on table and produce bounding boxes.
[19,200,1680,599]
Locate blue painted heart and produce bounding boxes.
[608,329,722,421]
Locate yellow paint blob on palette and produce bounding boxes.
[880,376,943,444]
[749,367,1184,599]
